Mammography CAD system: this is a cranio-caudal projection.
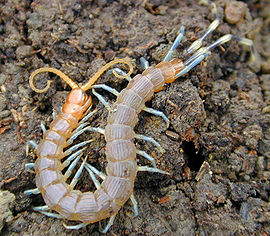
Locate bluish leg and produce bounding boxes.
[143,107,170,128]
[52,110,57,120]
[187,2,219,54]
[40,121,46,134]
[130,194,139,217]
[25,163,35,172]
[85,163,106,180]
[33,205,63,219]
[63,223,87,230]
[92,89,112,111]
[67,126,104,145]
[24,188,40,196]
[92,84,119,96]
[137,166,170,175]
[63,155,81,180]
[134,134,164,153]
[163,26,185,61]
[69,156,88,189]
[63,139,94,156]
[39,211,63,219]
[79,108,97,124]
[136,149,157,168]
[33,205,49,211]
[61,148,86,168]
[92,82,170,126]
[99,214,116,234]
[26,140,38,155]
[85,165,101,189]
[140,57,150,70]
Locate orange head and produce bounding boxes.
[62,88,92,119]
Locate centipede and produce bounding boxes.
[25,1,256,233]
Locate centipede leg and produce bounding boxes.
[40,121,46,134]
[67,126,104,145]
[142,107,170,128]
[138,166,170,175]
[163,26,185,62]
[69,156,88,189]
[85,165,101,189]
[63,222,87,230]
[134,134,164,153]
[26,140,38,155]
[39,211,63,219]
[99,214,116,234]
[61,148,86,169]
[187,2,219,54]
[63,139,94,156]
[92,82,169,126]
[140,57,150,69]
[85,163,106,180]
[136,150,157,168]
[130,194,139,217]
[24,188,40,196]
[63,153,83,180]
[52,110,57,120]
[80,107,97,123]
[92,88,112,111]
[33,205,64,219]
[25,163,35,172]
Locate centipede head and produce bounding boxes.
[62,88,92,119]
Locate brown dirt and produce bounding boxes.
[0,0,269,235]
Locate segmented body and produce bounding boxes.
[103,59,184,206]
[33,58,184,224]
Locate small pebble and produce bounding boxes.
[262,60,270,74]
[225,0,247,24]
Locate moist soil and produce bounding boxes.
[0,0,269,235]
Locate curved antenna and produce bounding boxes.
[29,67,79,93]
[29,58,133,93]
[81,58,133,91]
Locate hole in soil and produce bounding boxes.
[182,141,204,171]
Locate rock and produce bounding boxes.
[0,190,15,231]
[225,0,247,24]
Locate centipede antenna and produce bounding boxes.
[29,67,79,93]
[112,68,132,81]
[81,58,133,91]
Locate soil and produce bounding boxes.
[0,0,269,235]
